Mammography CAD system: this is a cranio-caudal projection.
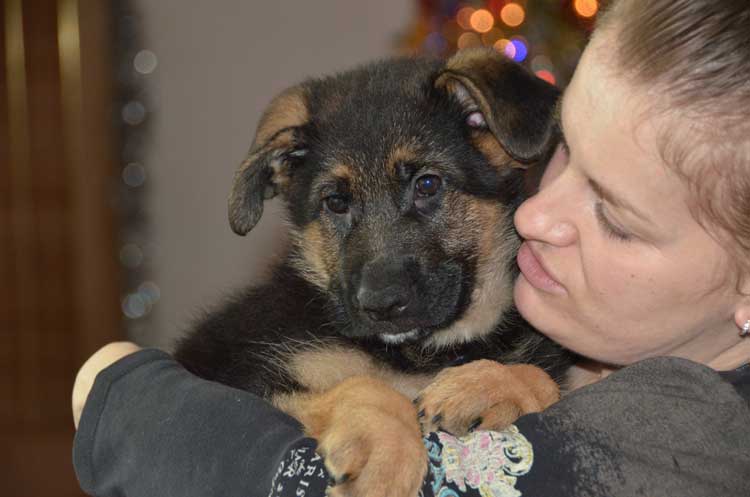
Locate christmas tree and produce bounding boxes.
[399,0,599,87]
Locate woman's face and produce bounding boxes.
[513,30,742,367]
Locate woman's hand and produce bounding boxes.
[72,341,142,429]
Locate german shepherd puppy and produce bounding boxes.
[175,49,571,497]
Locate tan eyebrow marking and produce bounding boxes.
[386,144,419,176]
[330,163,353,181]
[311,163,358,200]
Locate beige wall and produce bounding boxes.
[135,1,413,347]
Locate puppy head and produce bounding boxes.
[229,49,559,347]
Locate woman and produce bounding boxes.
[72,1,750,496]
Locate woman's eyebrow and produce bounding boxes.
[555,97,654,226]
[588,177,654,226]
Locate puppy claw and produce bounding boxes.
[416,360,559,436]
[467,417,483,433]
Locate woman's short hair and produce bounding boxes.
[597,0,750,276]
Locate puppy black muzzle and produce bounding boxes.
[343,254,465,340]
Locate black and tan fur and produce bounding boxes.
[175,49,571,497]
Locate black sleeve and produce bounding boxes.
[73,348,327,497]
[275,357,750,497]
[75,352,750,497]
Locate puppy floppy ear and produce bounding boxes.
[228,86,310,235]
[435,48,560,166]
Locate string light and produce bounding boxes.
[133,49,158,74]
[458,31,482,49]
[531,54,553,73]
[470,9,495,33]
[115,2,159,331]
[510,37,528,62]
[500,3,525,28]
[122,100,146,126]
[494,38,516,59]
[122,293,149,319]
[535,70,556,85]
[574,0,598,19]
[401,1,592,91]
[119,243,144,268]
[122,162,146,188]
[456,7,475,30]
[138,281,161,303]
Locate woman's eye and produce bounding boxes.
[415,175,442,197]
[595,202,632,242]
[324,195,350,214]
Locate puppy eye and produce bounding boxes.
[415,175,442,197]
[323,194,350,214]
[466,111,487,129]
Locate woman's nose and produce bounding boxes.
[514,183,578,247]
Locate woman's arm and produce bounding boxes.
[73,345,750,497]
[73,344,325,497]
[72,342,142,429]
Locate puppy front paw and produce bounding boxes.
[293,376,427,497]
[416,360,559,435]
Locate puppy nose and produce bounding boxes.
[354,256,417,321]
[356,285,411,321]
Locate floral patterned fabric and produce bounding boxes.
[269,427,535,497]
[422,427,533,497]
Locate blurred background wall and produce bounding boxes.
[133,0,414,349]
[1,1,413,495]
[2,1,591,495]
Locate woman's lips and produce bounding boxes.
[517,242,566,294]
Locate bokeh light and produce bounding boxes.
[531,54,553,73]
[122,100,146,126]
[494,38,516,59]
[402,0,592,93]
[574,0,599,19]
[535,70,556,85]
[510,37,528,62]
[119,243,144,268]
[122,293,149,319]
[122,162,146,188]
[133,49,158,74]
[138,281,161,304]
[470,9,495,33]
[500,3,525,27]
[456,6,475,30]
[458,31,482,49]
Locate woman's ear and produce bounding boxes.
[228,85,310,235]
[435,48,560,166]
[735,277,750,333]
